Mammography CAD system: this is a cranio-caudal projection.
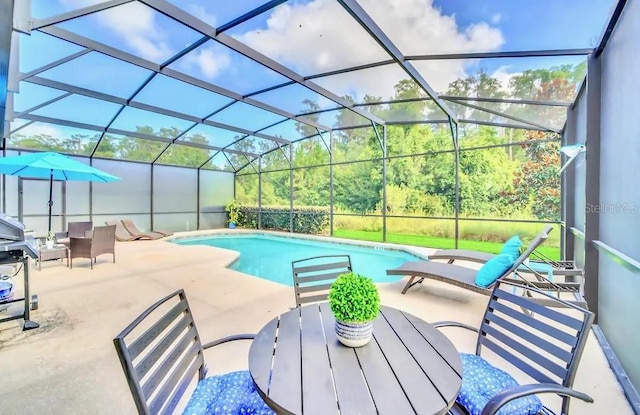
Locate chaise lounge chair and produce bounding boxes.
[428,225,582,279]
[121,218,173,238]
[105,220,146,242]
[120,219,165,240]
[387,227,586,307]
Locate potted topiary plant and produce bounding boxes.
[224,199,240,229]
[45,231,55,249]
[328,272,381,347]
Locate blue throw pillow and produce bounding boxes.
[457,353,543,415]
[475,254,514,288]
[499,236,522,259]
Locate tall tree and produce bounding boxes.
[295,99,321,139]
[500,131,561,220]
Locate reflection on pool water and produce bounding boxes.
[175,234,422,286]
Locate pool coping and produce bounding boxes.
[166,229,433,262]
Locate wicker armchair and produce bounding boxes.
[69,225,116,269]
[56,221,93,247]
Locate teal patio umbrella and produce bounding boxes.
[0,152,121,231]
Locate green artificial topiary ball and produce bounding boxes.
[328,272,380,323]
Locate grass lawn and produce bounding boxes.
[333,229,561,260]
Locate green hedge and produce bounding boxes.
[238,206,329,234]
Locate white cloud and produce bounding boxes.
[13,122,63,137]
[237,0,388,75]
[59,0,173,61]
[234,0,505,102]
[490,65,519,95]
[186,4,217,27]
[182,47,231,79]
[59,1,227,75]
[55,0,515,107]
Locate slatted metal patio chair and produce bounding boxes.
[291,254,352,307]
[435,279,595,415]
[113,289,271,415]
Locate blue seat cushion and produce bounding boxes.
[475,254,515,288]
[182,370,274,415]
[457,353,543,415]
[499,236,522,258]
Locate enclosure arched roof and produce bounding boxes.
[4,0,616,171]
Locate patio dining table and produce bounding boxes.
[248,303,462,415]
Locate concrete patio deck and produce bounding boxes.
[0,231,633,414]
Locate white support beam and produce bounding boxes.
[23,76,292,145]
[20,49,92,80]
[16,113,261,158]
[445,99,561,133]
[38,26,331,133]
[31,0,135,30]
[337,0,458,124]
[138,0,386,126]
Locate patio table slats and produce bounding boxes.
[352,319,415,414]
[248,317,278,395]
[319,302,377,415]
[370,308,449,414]
[250,303,461,415]
[380,308,462,402]
[269,308,303,414]
[300,305,340,415]
[404,313,463,377]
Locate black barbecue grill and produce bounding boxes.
[0,213,39,261]
[0,213,39,330]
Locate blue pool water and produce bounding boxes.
[176,234,421,286]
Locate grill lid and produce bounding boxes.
[0,213,39,259]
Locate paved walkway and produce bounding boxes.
[0,230,632,414]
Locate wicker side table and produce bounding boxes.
[37,245,69,271]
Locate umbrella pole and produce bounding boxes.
[48,170,53,232]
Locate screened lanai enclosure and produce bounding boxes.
[3,0,609,240]
[1,0,640,408]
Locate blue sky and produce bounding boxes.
[10,0,615,157]
[436,0,613,50]
[434,0,613,73]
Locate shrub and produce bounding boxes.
[237,205,329,234]
[328,272,380,323]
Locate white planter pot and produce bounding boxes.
[335,320,373,347]
[45,240,54,249]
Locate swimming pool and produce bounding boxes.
[175,234,422,286]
